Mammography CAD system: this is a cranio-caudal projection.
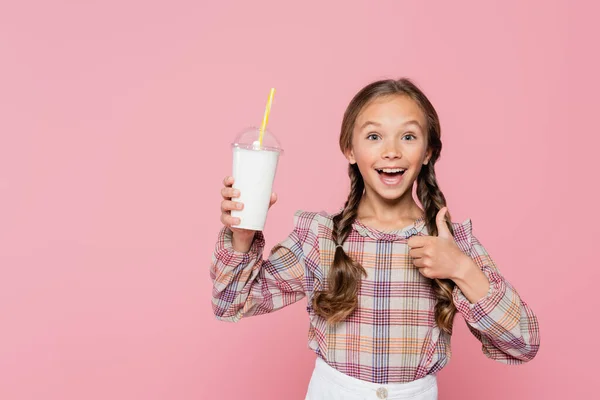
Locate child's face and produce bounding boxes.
[346,95,431,203]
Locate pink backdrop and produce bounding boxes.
[1,0,597,398]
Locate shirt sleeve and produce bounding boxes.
[452,224,541,364]
[210,210,319,322]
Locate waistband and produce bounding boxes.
[313,357,437,397]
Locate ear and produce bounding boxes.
[423,148,432,165]
[345,148,356,165]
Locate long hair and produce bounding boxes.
[312,78,457,334]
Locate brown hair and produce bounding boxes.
[312,78,457,334]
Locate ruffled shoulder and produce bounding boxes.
[292,209,326,232]
[451,218,473,256]
[290,209,328,250]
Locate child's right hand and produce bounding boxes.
[220,176,278,240]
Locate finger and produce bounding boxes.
[223,176,234,187]
[220,213,230,226]
[418,267,432,279]
[268,192,278,207]
[222,200,243,212]
[221,213,240,226]
[409,248,425,259]
[407,236,426,249]
[413,258,431,269]
[221,186,240,199]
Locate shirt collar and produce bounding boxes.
[331,207,473,244]
[352,214,427,240]
[331,206,427,241]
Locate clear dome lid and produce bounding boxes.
[231,127,283,153]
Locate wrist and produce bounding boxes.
[451,254,478,283]
[231,230,256,253]
[451,255,491,304]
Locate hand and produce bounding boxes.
[407,207,471,280]
[220,176,277,239]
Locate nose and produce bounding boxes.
[381,140,402,160]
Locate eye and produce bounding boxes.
[366,133,380,140]
[402,133,417,141]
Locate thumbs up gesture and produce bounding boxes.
[407,207,471,280]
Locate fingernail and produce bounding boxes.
[237,203,242,209]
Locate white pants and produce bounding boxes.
[305,357,438,400]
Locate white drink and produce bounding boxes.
[230,144,281,231]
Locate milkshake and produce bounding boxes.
[230,127,283,231]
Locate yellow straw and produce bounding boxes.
[258,88,275,146]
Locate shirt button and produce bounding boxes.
[376,387,388,399]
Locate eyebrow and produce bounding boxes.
[359,120,423,131]
[359,121,381,130]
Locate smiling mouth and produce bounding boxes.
[376,168,406,177]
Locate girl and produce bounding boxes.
[210,78,540,399]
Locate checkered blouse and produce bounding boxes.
[210,210,540,384]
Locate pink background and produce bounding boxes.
[1,0,597,398]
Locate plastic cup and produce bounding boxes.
[230,127,283,231]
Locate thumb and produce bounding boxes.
[268,192,278,208]
[436,207,451,238]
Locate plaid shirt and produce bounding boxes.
[210,210,540,384]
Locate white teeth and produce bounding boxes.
[379,168,405,173]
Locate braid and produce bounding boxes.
[417,163,457,334]
[332,164,363,245]
[312,164,367,324]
